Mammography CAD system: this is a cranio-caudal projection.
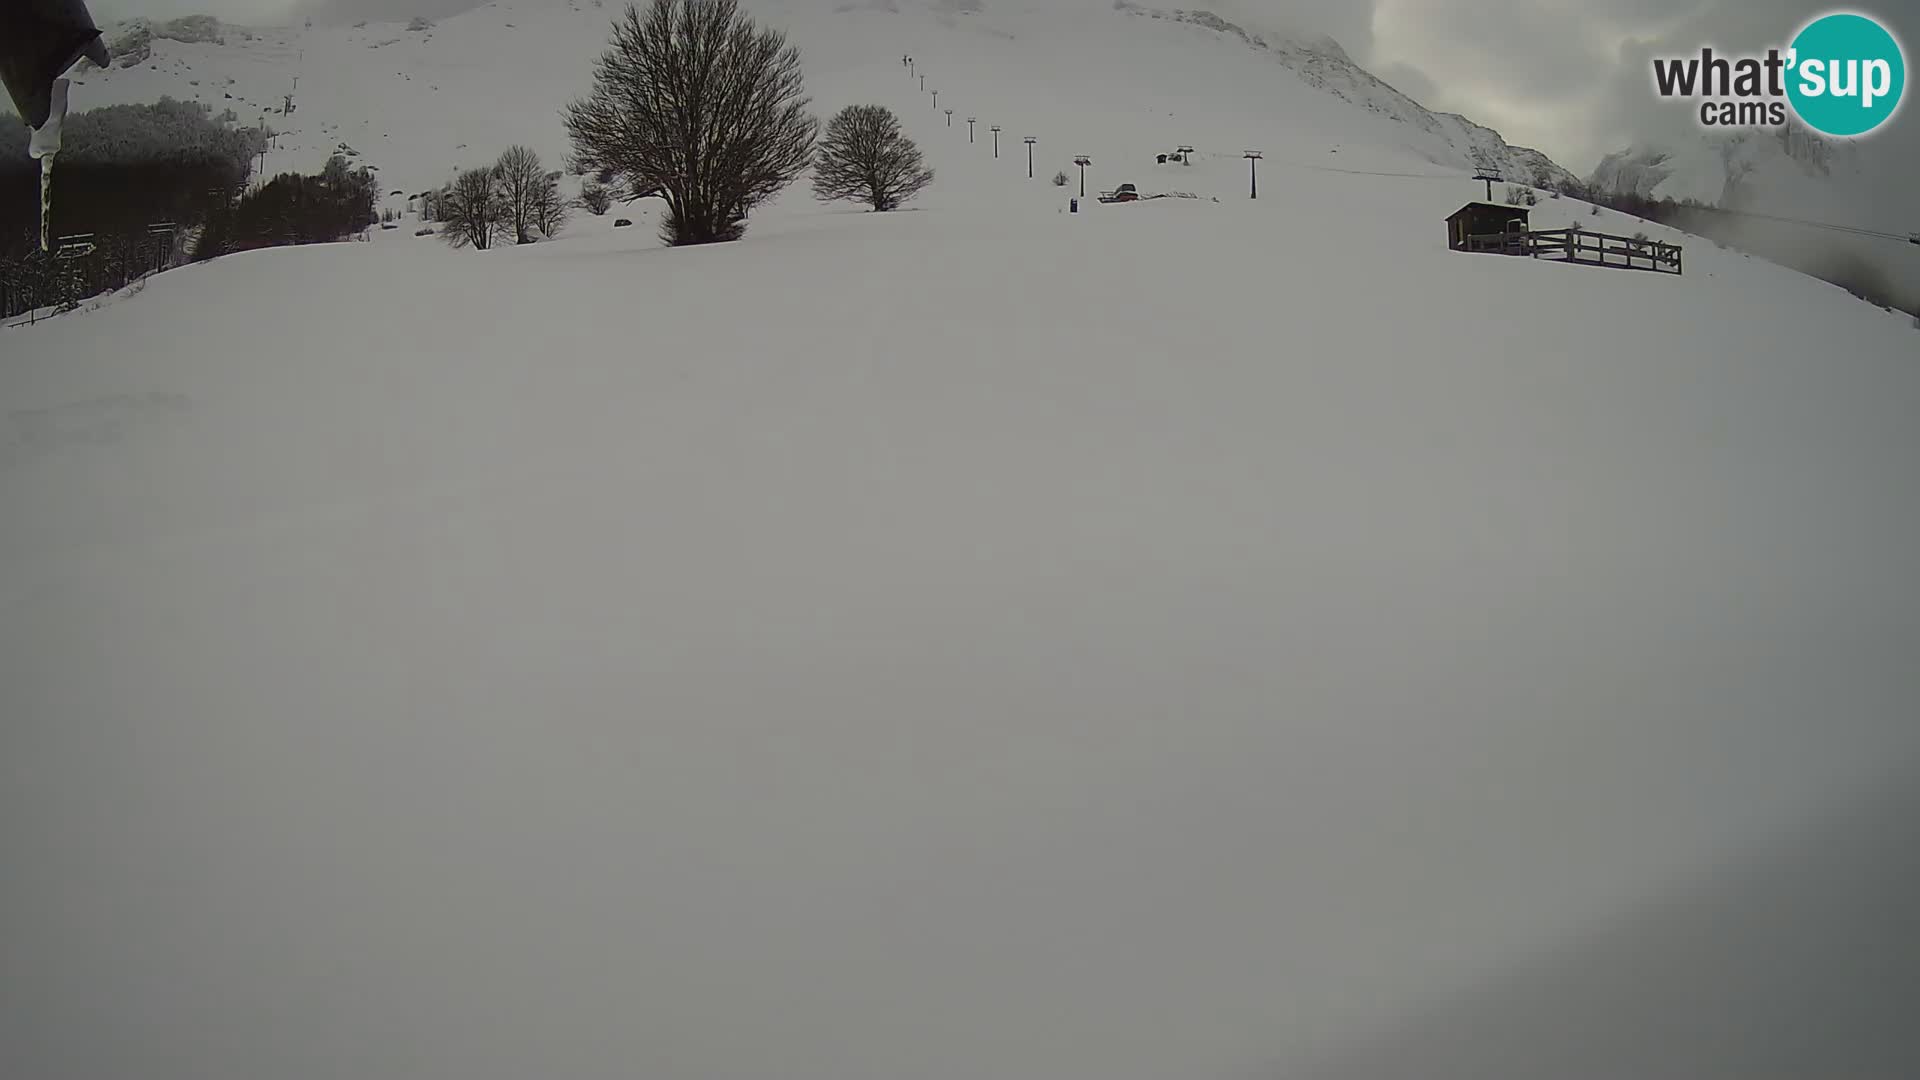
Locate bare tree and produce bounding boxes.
[563,0,818,246]
[578,181,615,215]
[812,105,933,211]
[440,167,508,250]
[532,174,570,238]
[494,145,550,244]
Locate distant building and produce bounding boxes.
[1446,201,1531,254]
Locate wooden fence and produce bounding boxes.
[1524,228,1683,275]
[1457,227,1684,275]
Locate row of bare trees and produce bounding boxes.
[422,0,932,253]
[429,145,570,250]
[562,0,933,247]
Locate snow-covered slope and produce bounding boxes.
[1114,2,1580,188]
[7,4,1920,1080]
[62,0,1579,203]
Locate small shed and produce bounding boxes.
[1447,201,1531,254]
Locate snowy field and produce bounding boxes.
[6,2,1920,1079]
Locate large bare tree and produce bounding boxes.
[494,144,551,244]
[439,166,507,250]
[812,104,933,212]
[563,0,817,246]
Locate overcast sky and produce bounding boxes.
[82,0,1918,174]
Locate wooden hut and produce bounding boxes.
[1446,202,1531,254]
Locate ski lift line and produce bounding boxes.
[882,55,1913,243]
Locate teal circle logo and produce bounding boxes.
[1786,12,1906,137]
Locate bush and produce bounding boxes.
[565,0,817,246]
[812,105,933,212]
[408,17,434,32]
[579,181,614,215]
[1052,170,1070,186]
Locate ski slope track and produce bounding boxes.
[6,3,1920,1080]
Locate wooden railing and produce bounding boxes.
[1525,228,1683,275]
[1463,231,1529,255]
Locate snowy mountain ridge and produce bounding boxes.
[1114,2,1581,189]
[1588,122,1857,209]
[1585,117,1917,315]
[60,0,1582,198]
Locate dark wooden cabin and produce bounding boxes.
[1447,202,1531,254]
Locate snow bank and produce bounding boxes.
[6,2,1920,1078]
[5,177,1919,1080]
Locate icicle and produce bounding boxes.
[40,156,55,254]
[29,79,72,254]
